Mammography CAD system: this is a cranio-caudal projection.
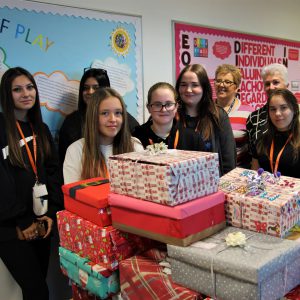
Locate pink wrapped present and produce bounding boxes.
[219,167,300,237]
[57,210,148,270]
[109,191,226,246]
[108,150,219,206]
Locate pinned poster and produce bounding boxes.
[0,0,143,140]
[173,21,300,110]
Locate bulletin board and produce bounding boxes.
[0,0,143,139]
[173,21,300,110]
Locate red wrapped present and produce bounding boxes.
[109,191,226,246]
[62,177,111,227]
[119,248,202,300]
[57,210,152,270]
[284,284,300,300]
[72,283,101,300]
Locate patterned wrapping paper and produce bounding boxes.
[219,167,300,237]
[119,248,202,300]
[108,150,219,206]
[62,177,111,227]
[56,210,149,270]
[59,247,119,299]
[109,191,226,246]
[167,227,300,300]
[71,282,101,300]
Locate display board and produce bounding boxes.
[0,0,143,140]
[173,21,300,109]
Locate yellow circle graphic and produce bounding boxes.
[111,28,131,56]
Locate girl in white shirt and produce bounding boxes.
[63,87,143,183]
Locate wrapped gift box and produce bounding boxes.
[62,177,111,227]
[109,191,226,246]
[167,227,300,300]
[71,282,102,300]
[219,168,300,237]
[57,210,141,270]
[59,247,119,299]
[119,248,202,300]
[108,150,219,206]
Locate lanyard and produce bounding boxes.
[269,133,292,174]
[226,98,236,115]
[149,129,179,149]
[16,121,38,181]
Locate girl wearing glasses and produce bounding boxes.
[63,87,143,183]
[214,64,254,168]
[58,68,139,164]
[251,89,300,178]
[0,67,63,299]
[176,64,236,175]
[133,82,203,150]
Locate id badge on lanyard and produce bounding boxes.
[16,121,48,216]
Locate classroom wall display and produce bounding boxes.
[173,21,300,110]
[0,0,143,140]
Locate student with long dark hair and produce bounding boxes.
[59,68,139,163]
[0,67,63,299]
[175,64,236,175]
[252,89,300,178]
[63,87,143,183]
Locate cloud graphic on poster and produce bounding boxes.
[91,57,134,96]
[34,71,79,115]
[0,47,10,79]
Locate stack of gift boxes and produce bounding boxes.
[166,167,300,300]
[57,177,155,299]
[57,148,300,300]
[107,150,228,299]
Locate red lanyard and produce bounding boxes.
[149,129,179,149]
[16,121,38,181]
[269,133,292,174]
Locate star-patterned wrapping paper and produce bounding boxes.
[108,150,219,206]
[219,168,300,237]
[167,227,300,300]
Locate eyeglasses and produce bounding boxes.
[148,102,177,112]
[83,67,107,74]
[214,79,236,87]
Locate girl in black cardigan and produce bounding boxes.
[0,67,63,300]
[175,64,236,175]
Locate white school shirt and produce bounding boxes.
[63,137,144,184]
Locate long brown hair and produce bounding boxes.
[257,89,300,160]
[0,67,51,167]
[81,87,133,179]
[175,64,220,140]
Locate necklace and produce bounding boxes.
[226,98,236,115]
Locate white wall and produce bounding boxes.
[29,0,300,110]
